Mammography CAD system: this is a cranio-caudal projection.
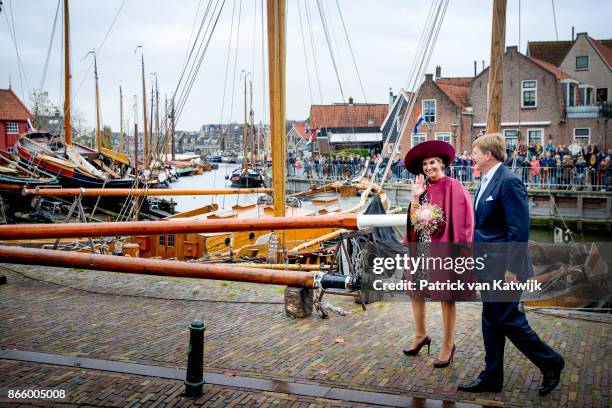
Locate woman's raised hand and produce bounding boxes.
[411,174,426,198]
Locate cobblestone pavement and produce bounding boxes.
[1,264,611,407]
[0,360,385,407]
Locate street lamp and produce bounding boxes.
[451,123,458,148]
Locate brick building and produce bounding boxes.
[398,68,473,159]
[0,88,32,152]
[471,45,611,152]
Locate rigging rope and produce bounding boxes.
[40,0,61,91]
[297,0,314,104]
[304,0,323,103]
[334,0,367,103]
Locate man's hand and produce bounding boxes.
[505,271,518,284]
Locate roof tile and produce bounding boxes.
[0,89,32,121]
[527,40,573,66]
[310,104,389,129]
[588,37,612,69]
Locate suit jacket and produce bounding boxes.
[474,164,533,283]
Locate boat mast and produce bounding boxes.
[140,53,149,168]
[250,79,255,166]
[119,86,124,153]
[171,96,176,161]
[133,96,139,176]
[243,73,249,173]
[485,0,506,134]
[94,52,102,150]
[155,77,160,156]
[267,0,286,219]
[63,0,72,146]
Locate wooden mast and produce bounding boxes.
[485,0,506,134]
[94,53,102,150]
[141,54,149,168]
[267,0,286,219]
[171,96,176,161]
[242,73,249,173]
[119,86,124,153]
[63,0,72,146]
[250,80,255,166]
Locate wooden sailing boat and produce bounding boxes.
[130,0,390,263]
[227,74,265,188]
[15,0,135,189]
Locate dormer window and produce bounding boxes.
[576,56,588,70]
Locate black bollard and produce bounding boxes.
[184,319,206,399]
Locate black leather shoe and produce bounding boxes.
[539,370,562,396]
[458,378,502,393]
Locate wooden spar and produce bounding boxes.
[119,86,125,153]
[0,214,360,240]
[0,245,316,287]
[249,80,255,166]
[170,97,176,161]
[268,0,286,220]
[134,122,139,177]
[94,53,102,150]
[141,54,149,168]
[243,74,249,173]
[23,187,273,197]
[63,0,72,145]
[485,0,506,134]
[214,263,328,271]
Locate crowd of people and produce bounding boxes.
[286,141,612,191]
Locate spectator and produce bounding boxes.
[561,155,574,189]
[530,155,541,187]
[552,155,562,187]
[602,157,611,191]
[544,138,554,153]
[575,155,587,190]
[541,152,555,187]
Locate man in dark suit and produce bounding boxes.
[458,133,565,396]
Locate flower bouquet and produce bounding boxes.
[410,202,445,236]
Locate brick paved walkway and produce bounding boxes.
[0,264,610,407]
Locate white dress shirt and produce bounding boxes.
[475,162,502,209]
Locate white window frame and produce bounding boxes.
[422,99,436,124]
[573,128,591,144]
[435,132,452,145]
[503,129,519,151]
[411,133,427,148]
[6,122,18,134]
[521,80,537,108]
[575,55,589,70]
[527,128,544,146]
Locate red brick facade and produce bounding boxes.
[399,74,472,159]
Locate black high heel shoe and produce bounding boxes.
[402,336,431,356]
[433,344,455,368]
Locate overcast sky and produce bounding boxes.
[1,0,610,132]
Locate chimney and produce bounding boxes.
[482,60,485,72]
[507,45,518,53]
[572,26,575,41]
[348,96,354,105]
[388,88,394,110]
[474,60,477,77]
[425,73,433,82]
[435,65,441,80]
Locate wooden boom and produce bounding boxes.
[0,245,358,290]
[22,187,273,197]
[0,214,360,240]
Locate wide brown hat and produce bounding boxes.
[404,140,455,175]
